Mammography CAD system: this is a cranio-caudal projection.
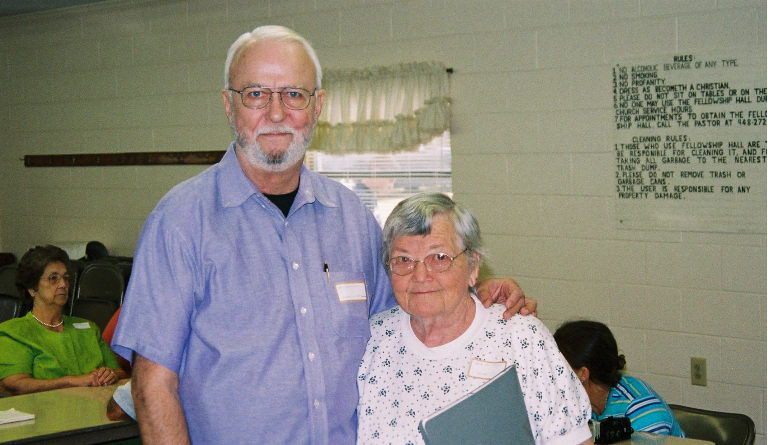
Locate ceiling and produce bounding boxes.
[0,0,108,18]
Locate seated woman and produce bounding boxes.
[357,193,593,445]
[553,320,684,436]
[0,245,128,395]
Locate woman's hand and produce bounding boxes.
[68,372,102,388]
[92,367,120,386]
[71,367,118,387]
[1,369,125,395]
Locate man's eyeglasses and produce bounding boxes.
[386,249,468,276]
[44,273,71,286]
[228,86,317,110]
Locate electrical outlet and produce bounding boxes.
[691,357,707,386]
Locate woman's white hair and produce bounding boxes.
[223,25,323,90]
[381,193,485,270]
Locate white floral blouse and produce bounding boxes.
[356,296,592,445]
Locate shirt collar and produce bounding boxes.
[294,166,339,210]
[217,143,258,208]
[217,142,339,210]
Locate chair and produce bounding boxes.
[0,252,16,268]
[65,259,87,315]
[0,294,21,323]
[70,298,119,331]
[110,258,133,292]
[669,404,755,445]
[69,259,87,286]
[73,262,125,307]
[0,264,20,298]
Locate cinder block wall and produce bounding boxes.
[0,1,764,441]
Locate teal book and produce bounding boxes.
[417,366,535,445]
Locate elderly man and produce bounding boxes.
[112,25,530,444]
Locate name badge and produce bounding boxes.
[468,359,507,380]
[335,281,367,303]
[73,322,91,330]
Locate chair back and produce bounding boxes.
[65,260,87,315]
[70,298,119,332]
[0,252,16,268]
[0,294,21,323]
[669,404,755,445]
[0,264,20,298]
[74,262,125,306]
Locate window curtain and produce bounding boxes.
[309,61,451,154]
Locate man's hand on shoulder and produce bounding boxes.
[475,278,538,320]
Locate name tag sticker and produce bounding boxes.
[468,359,507,380]
[73,322,91,330]
[335,281,367,303]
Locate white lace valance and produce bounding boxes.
[309,61,451,154]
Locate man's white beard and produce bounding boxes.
[234,124,313,172]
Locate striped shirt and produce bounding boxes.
[595,375,685,437]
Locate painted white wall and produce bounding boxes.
[0,0,764,441]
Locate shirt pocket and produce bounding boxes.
[324,269,371,338]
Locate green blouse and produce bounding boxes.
[0,312,121,380]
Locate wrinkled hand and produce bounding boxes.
[72,372,101,388]
[92,367,119,386]
[476,278,538,320]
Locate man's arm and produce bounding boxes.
[475,278,538,319]
[132,354,190,445]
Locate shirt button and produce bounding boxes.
[314,399,320,408]
[292,262,299,270]
[300,307,307,315]
[308,352,315,361]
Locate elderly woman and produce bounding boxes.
[554,320,684,437]
[357,193,593,445]
[0,245,127,395]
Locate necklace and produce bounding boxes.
[31,312,64,328]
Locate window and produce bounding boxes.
[306,61,452,226]
[306,131,451,225]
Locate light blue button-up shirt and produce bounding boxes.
[112,143,395,444]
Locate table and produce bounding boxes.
[0,385,139,444]
[618,431,714,444]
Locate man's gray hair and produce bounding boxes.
[224,25,323,90]
[381,193,484,270]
